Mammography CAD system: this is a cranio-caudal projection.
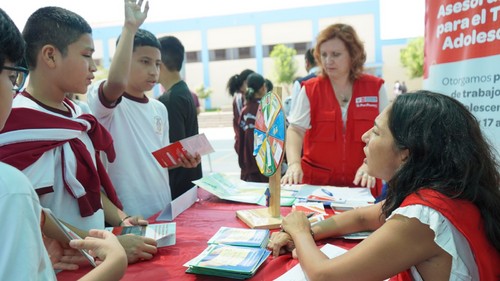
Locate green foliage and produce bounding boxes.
[400,37,424,78]
[195,84,213,100]
[270,44,298,86]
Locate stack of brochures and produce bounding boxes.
[185,227,271,279]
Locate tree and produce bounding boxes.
[194,84,213,110]
[400,37,424,78]
[270,44,298,94]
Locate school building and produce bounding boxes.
[90,0,423,110]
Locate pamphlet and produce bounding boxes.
[152,133,214,168]
[274,244,387,281]
[292,202,332,223]
[274,244,347,281]
[193,172,296,206]
[157,186,198,221]
[295,185,375,211]
[43,208,96,267]
[207,227,270,248]
[106,222,176,247]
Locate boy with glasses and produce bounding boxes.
[0,8,127,280]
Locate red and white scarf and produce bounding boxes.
[0,107,122,216]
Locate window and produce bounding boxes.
[238,47,253,59]
[186,51,201,63]
[209,49,227,61]
[294,42,309,55]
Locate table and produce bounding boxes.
[57,189,359,280]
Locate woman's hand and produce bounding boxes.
[281,211,312,237]
[267,231,295,257]
[281,162,303,185]
[353,163,376,188]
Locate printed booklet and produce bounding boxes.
[105,223,176,247]
[152,133,214,168]
[207,227,270,248]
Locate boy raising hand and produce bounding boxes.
[87,0,200,219]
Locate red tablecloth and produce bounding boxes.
[57,189,358,280]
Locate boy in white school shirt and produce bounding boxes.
[86,0,200,219]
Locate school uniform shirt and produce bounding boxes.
[87,81,172,219]
[0,92,113,230]
[232,92,245,135]
[0,162,56,280]
[289,75,387,196]
[235,98,268,183]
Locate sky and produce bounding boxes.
[4,0,424,40]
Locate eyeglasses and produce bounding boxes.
[1,65,29,91]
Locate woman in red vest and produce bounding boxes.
[282,23,388,196]
[269,91,500,280]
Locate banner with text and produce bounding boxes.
[424,0,500,154]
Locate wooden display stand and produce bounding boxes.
[236,87,284,229]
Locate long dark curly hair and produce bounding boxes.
[382,91,500,252]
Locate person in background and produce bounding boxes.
[265,78,273,93]
[235,73,268,182]
[227,69,254,135]
[158,35,202,200]
[191,91,201,115]
[269,91,500,280]
[282,23,388,197]
[0,8,127,280]
[284,48,319,117]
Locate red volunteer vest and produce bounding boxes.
[302,74,383,195]
[394,189,500,280]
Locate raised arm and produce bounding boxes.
[101,0,149,103]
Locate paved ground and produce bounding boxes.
[197,111,240,177]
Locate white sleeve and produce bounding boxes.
[86,79,115,120]
[288,86,311,130]
[378,83,389,112]
[389,205,478,280]
[0,166,55,280]
[290,80,302,112]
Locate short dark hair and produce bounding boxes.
[305,48,316,67]
[383,91,500,251]
[117,28,161,52]
[22,6,92,69]
[158,36,184,72]
[0,9,25,69]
